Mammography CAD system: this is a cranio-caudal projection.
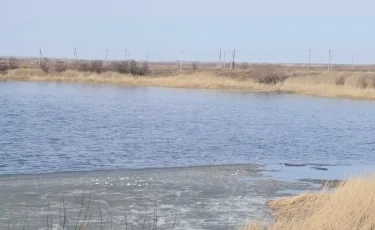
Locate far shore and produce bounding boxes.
[2,68,375,101]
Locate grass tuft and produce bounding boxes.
[242,175,375,230]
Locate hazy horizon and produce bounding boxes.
[2,0,374,64]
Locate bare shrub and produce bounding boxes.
[102,62,115,72]
[192,62,198,70]
[357,76,368,89]
[8,57,19,69]
[126,60,149,76]
[56,61,67,73]
[90,60,103,74]
[251,66,289,84]
[114,61,130,74]
[78,62,91,72]
[129,60,139,75]
[129,60,150,76]
[139,62,150,76]
[241,63,249,69]
[0,62,9,73]
[367,75,375,88]
[40,58,49,73]
[335,75,346,85]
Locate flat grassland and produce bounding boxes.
[2,65,375,101]
[243,175,375,230]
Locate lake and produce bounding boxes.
[1,81,375,229]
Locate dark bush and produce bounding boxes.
[8,57,19,69]
[241,63,249,69]
[0,62,9,73]
[114,61,130,74]
[129,60,139,75]
[357,76,368,89]
[91,60,103,74]
[139,62,150,76]
[127,60,150,76]
[335,75,346,85]
[251,66,289,84]
[369,75,375,88]
[56,61,67,73]
[78,62,91,72]
[192,62,198,70]
[40,58,49,73]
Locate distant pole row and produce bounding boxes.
[37,48,357,72]
[308,49,355,72]
[217,48,236,70]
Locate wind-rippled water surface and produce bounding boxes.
[2,81,375,229]
[1,81,375,175]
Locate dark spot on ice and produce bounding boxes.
[311,166,329,171]
[283,163,307,167]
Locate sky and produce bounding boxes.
[2,0,375,64]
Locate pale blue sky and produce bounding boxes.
[2,0,374,64]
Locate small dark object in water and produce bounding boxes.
[308,163,337,167]
[282,163,307,167]
[311,166,329,171]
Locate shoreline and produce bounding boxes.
[0,162,263,178]
[2,160,372,229]
[2,68,375,101]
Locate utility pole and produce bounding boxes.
[223,51,226,69]
[105,49,108,63]
[330,51,333,71]
[39,48,43,68]
[180,49,183,71]
[328,49,331,71]
[73,48,77,69]
[217,48,222,69]
[308,49,311,72]
[352,56,354,69]
[125,50,127,60]
[232,49,236,69]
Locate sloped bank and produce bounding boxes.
[244,175,375,230]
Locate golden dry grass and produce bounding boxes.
[2,68,375,100]
[243,175,375,230]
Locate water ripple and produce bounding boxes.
[1,81,375,175]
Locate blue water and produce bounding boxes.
[1,81,375,175]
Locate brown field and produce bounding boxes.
[243,175,375,230]
[1,57,375,100]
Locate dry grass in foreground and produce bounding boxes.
[243,175,375,230]
[2,67,375,100]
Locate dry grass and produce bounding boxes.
[2,68,375,100]
[243,175,375,230]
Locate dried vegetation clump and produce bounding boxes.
[250,66,292,84]
[243,175,375,230]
